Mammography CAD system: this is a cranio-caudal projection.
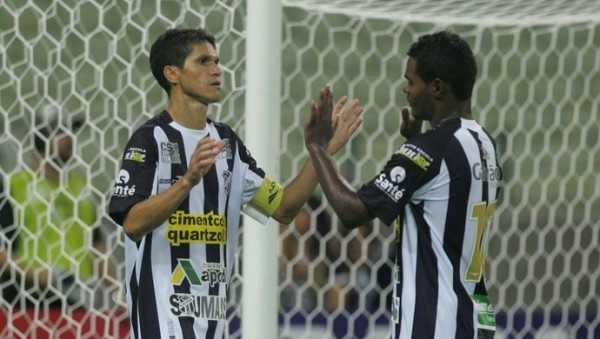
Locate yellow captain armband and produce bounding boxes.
[247,177,284,218]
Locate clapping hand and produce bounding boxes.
[305,86,364,154]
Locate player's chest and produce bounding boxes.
[157,135,234,196]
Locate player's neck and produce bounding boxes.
[431,100,472,127]
[166,92,208,130]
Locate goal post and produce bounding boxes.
[243,0,282,338]
[0,1,599,339]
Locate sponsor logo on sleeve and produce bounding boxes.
[395,144,433,170]
[389,166,406,183]
[124,147,147,163]
[166,211,227,246]
[170,259,226,288]
[113,169,136,197]
[169,293,226,320]
[160,142,181,164]
[374,171,405,202]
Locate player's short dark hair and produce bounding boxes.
[149,28,217,95]
[407,31,477,100]
[33,118,83,155]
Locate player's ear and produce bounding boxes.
[163,65,180,86]
[429,78,445,100]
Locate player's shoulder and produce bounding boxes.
[125,112,168,143]
[391,118,463,172]
[400,118,460,158]
[209,119,239,140]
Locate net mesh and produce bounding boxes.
[1,0,599,338]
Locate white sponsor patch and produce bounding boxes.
[113,169,136,197]
[169,294,226,320]
[389,166,406,183]
[160,142,182,164]
[374,173,405,202]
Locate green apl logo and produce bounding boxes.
[171,259,202,286]
[170,259,226,287]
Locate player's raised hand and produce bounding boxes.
[183,137,225,186]
[327,96,364,155]
[304,86,334,149]
[400,107,423,139]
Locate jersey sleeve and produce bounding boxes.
[108,127,158,226]
[235,137,284,224]
[357,141,439,225]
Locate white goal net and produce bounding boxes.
[0,0,598,338]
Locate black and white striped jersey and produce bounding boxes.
[108,111,283,339]
[358,118,502,339]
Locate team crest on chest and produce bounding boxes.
[217,138,232,160]
[160,142,182,164]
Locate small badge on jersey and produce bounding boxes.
[395,144,433,170]
[217,138,232,160]
[222,169,232,195]
[473,294,496,331]
[160,142,181,164]
[124,147,147,163]
[158,176,181,192]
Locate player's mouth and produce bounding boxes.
[211,81,221,89]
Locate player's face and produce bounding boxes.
[178,42,222,104]
[51,132,73,166]
[403,57,434,120]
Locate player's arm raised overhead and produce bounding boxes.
[249,86,364,225]
[303,87,371,228]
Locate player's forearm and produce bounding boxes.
[272,159,319,224]
[306,144,370,228]
[122,178,193,241]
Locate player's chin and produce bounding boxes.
[206,94,222,103]
[196,92,222,104]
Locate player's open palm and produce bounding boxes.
[183,137,224,186]
[305,86,335,149]
[327,96,364,155]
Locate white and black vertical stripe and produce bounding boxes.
[213,124,237,279]
[159,115,196,338]
[129,265,140,339]
[443,136,474,339]
[203,160,220,338]
[468,130,490,296]
[393,217,403,338]
[410,202,439,339]
[139,234,162,338]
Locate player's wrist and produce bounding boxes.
[307,142,328,154]
[179,175,198,190]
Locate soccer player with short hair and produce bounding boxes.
[305,31,501,339]
[108,28,363,339]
